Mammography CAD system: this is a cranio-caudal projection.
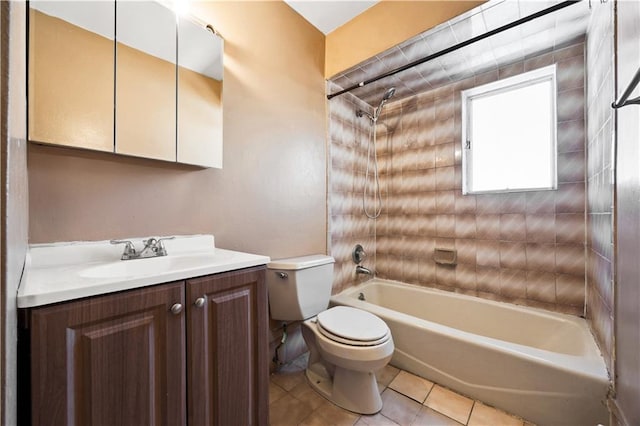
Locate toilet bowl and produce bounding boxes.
[266,255,394,414]
[301,306,394,414]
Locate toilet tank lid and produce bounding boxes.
[267,254,335,270]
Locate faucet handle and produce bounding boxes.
[154,236,175,256]
[110,240,137,259]
[143,237,158,248]
[352,244,367,264]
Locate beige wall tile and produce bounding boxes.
[476,266,501,293]
[455,215,477,239]
[525,214,556,243]
[500,269,527,299]
[525,271,557,304]
[475,214,500,239]
[456,239,477,264]
[456,264,477,291]
[500,242,527,269]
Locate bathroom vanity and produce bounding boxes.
[17,236,269,425]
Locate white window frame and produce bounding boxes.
[461,64,558,195]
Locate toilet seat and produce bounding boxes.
[316,306,390,347]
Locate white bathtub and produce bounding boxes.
[330,279,609,426]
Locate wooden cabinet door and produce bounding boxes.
[186,266,268,426]
[28,282,186,426]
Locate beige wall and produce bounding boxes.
[325,1,483,78]
[28,1,327,260]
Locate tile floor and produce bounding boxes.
[270,354,534,426]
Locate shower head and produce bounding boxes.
[373,86,396,119]
[382,87,396,101]
[355,87,396,122]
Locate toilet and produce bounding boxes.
[267,254,394,414]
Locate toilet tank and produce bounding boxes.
[266,254,335,321]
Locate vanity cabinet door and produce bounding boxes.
[186,266,269,426]
[27,282,186,426]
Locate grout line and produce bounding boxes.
[466,400,477,425]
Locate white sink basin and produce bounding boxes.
[79,252,235,279]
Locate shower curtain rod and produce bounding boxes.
[327,0,580,100]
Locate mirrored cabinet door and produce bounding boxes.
[115,1,176,161]
[29,1,115,152]
[177,17,224,168]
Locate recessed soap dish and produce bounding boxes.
[434,248,457,266]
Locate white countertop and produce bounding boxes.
[17,235,270,308]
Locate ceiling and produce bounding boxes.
[284,0,379,34]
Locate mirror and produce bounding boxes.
[28,1,115,152]
[115,1,176,161]
[177,17,224,168]
[28,1,224,167]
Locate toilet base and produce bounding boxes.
[306,361,383,415]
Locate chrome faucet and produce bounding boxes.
[356,265,373,275]
[110,236,175,260]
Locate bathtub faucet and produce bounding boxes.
[356,265,373,276]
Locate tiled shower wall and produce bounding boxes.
[327,85,378,293]
[329,42,587,316]
[585,0,615,374]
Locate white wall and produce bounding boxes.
[1,1,29,423]
[614,0,640,423]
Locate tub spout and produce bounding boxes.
[356,265,373,275]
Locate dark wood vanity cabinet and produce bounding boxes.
[20,266,268,426]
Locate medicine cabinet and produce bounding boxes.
[28,1,224,168]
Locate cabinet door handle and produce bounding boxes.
[194,297,206,308]
[170,303,183,315]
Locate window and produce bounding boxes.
[461,65,557,194]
